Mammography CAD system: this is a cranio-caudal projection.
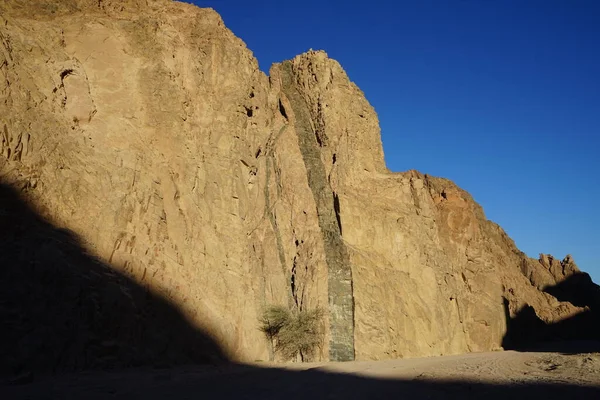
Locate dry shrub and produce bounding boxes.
[259,305,324,362]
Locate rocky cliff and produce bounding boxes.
[1,0,598,373]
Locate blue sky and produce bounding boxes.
[193,0,600,283]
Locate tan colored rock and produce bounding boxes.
[0,0,597,374]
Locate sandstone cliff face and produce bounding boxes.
[1,0,597,372]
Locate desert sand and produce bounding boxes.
[4,348,600,399]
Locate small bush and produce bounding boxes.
[259,305,324,362]
[259,305,291,340]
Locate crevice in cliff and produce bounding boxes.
[291,255,298,307]
[60,68,73,79]
[279,61,355,361]
[333,191,342,236]
[263,126,295,309]
[278,99,288,122]
[314,129,323,147]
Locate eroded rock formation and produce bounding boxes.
[1,0,598,373]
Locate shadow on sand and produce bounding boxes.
[1,180,599,399]
[4,363,600,399]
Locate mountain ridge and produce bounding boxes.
[0,0,597,373]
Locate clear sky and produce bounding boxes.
[193,0,600,283]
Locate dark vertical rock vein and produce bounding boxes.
[279,61,355,361]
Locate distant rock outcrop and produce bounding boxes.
[1,0,598,373]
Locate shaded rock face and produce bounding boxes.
[0,183,227,375]
[0,0,598,372]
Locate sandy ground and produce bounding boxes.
[4,350,600,399]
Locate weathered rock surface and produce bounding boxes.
[1,0,598,373]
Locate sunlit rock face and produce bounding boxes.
[1,0,596,372]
